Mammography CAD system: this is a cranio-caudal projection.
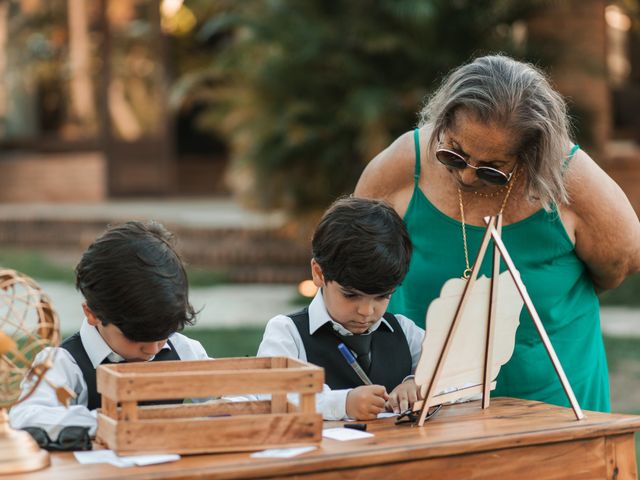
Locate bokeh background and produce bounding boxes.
[0,0,639,466]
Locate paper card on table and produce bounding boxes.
[343,411,397,422]
[74,450,180,468]
[250,446,317,458]
[377,412,398,418]
[118,453,181,467]
[322,427,374,441]
[74,450,119,465]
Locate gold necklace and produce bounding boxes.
[458,168,518,279]
[472,184,509,198]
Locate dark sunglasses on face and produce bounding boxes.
[23,425,92,451]
[435,147,514,186]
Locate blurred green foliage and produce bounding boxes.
[176,0,544,212]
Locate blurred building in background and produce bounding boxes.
[0,0,638,210]
[0,0,228,202]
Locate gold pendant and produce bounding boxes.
[462,268,472,279]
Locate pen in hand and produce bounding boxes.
[337,343,372,386]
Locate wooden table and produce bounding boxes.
[7,398,640,479]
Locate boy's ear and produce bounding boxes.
[310,259,325,288]
[82,303,100,327]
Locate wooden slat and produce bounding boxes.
[120,401,137,421]
[100,357,276,375]
[287,357,321,371]
[105,413,322,455]
[299,393,316,414]
[100,396,117,419]
[100,369,324,401]
[133,400,272,419]
[95,365,120,398]
[95,414,117,450]
[270,358,288,413]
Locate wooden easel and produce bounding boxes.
[416,214,585,426]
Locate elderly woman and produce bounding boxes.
[355,54,640,412]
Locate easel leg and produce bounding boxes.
[482,215,502,409]
[487,222,585,421]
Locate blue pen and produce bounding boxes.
[337,343,372,385]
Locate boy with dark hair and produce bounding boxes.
[257,197,424,420]
[10,221,209,440]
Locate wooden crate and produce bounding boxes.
[95,357,324,455]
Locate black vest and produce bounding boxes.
[291,309,412,392]
[60,332,181,410]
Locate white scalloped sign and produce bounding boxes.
[415,270,524,399]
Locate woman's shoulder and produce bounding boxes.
[564,148,628,213]
[355,130,419,200]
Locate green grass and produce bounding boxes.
[0,248,229,288]
[0,249,76,283]
[187,327,265,357]
[600,273,640,306]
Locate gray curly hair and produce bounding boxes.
[419,54,573,209]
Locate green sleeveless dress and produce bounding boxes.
[389,129,610,412]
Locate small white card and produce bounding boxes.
[322,428,374,441]
[117,453,181,467]
[74,450,118,465]
[74,450,180,468]
[344,411,398,421]
[376,412,399,418]
[250,446,317,458]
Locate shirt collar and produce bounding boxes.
[79,318,171,367]
[307,289,394,336]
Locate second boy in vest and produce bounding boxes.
[10,221,209,441]
[257,197,425,420]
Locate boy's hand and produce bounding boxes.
[387,377,421,414]
[346,385,388,420]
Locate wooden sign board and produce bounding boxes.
[95,357,323,455]
[414,270,523,405]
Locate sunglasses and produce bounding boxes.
[23,426,92,451]
[435,146,515,186]
[395,404,442,425]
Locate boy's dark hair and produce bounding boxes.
[75,221,196,342]
[312,197,412,294]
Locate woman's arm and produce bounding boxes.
[564,150,640,291]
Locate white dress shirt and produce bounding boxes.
[257,290,425,420]
[9,319,209,439]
